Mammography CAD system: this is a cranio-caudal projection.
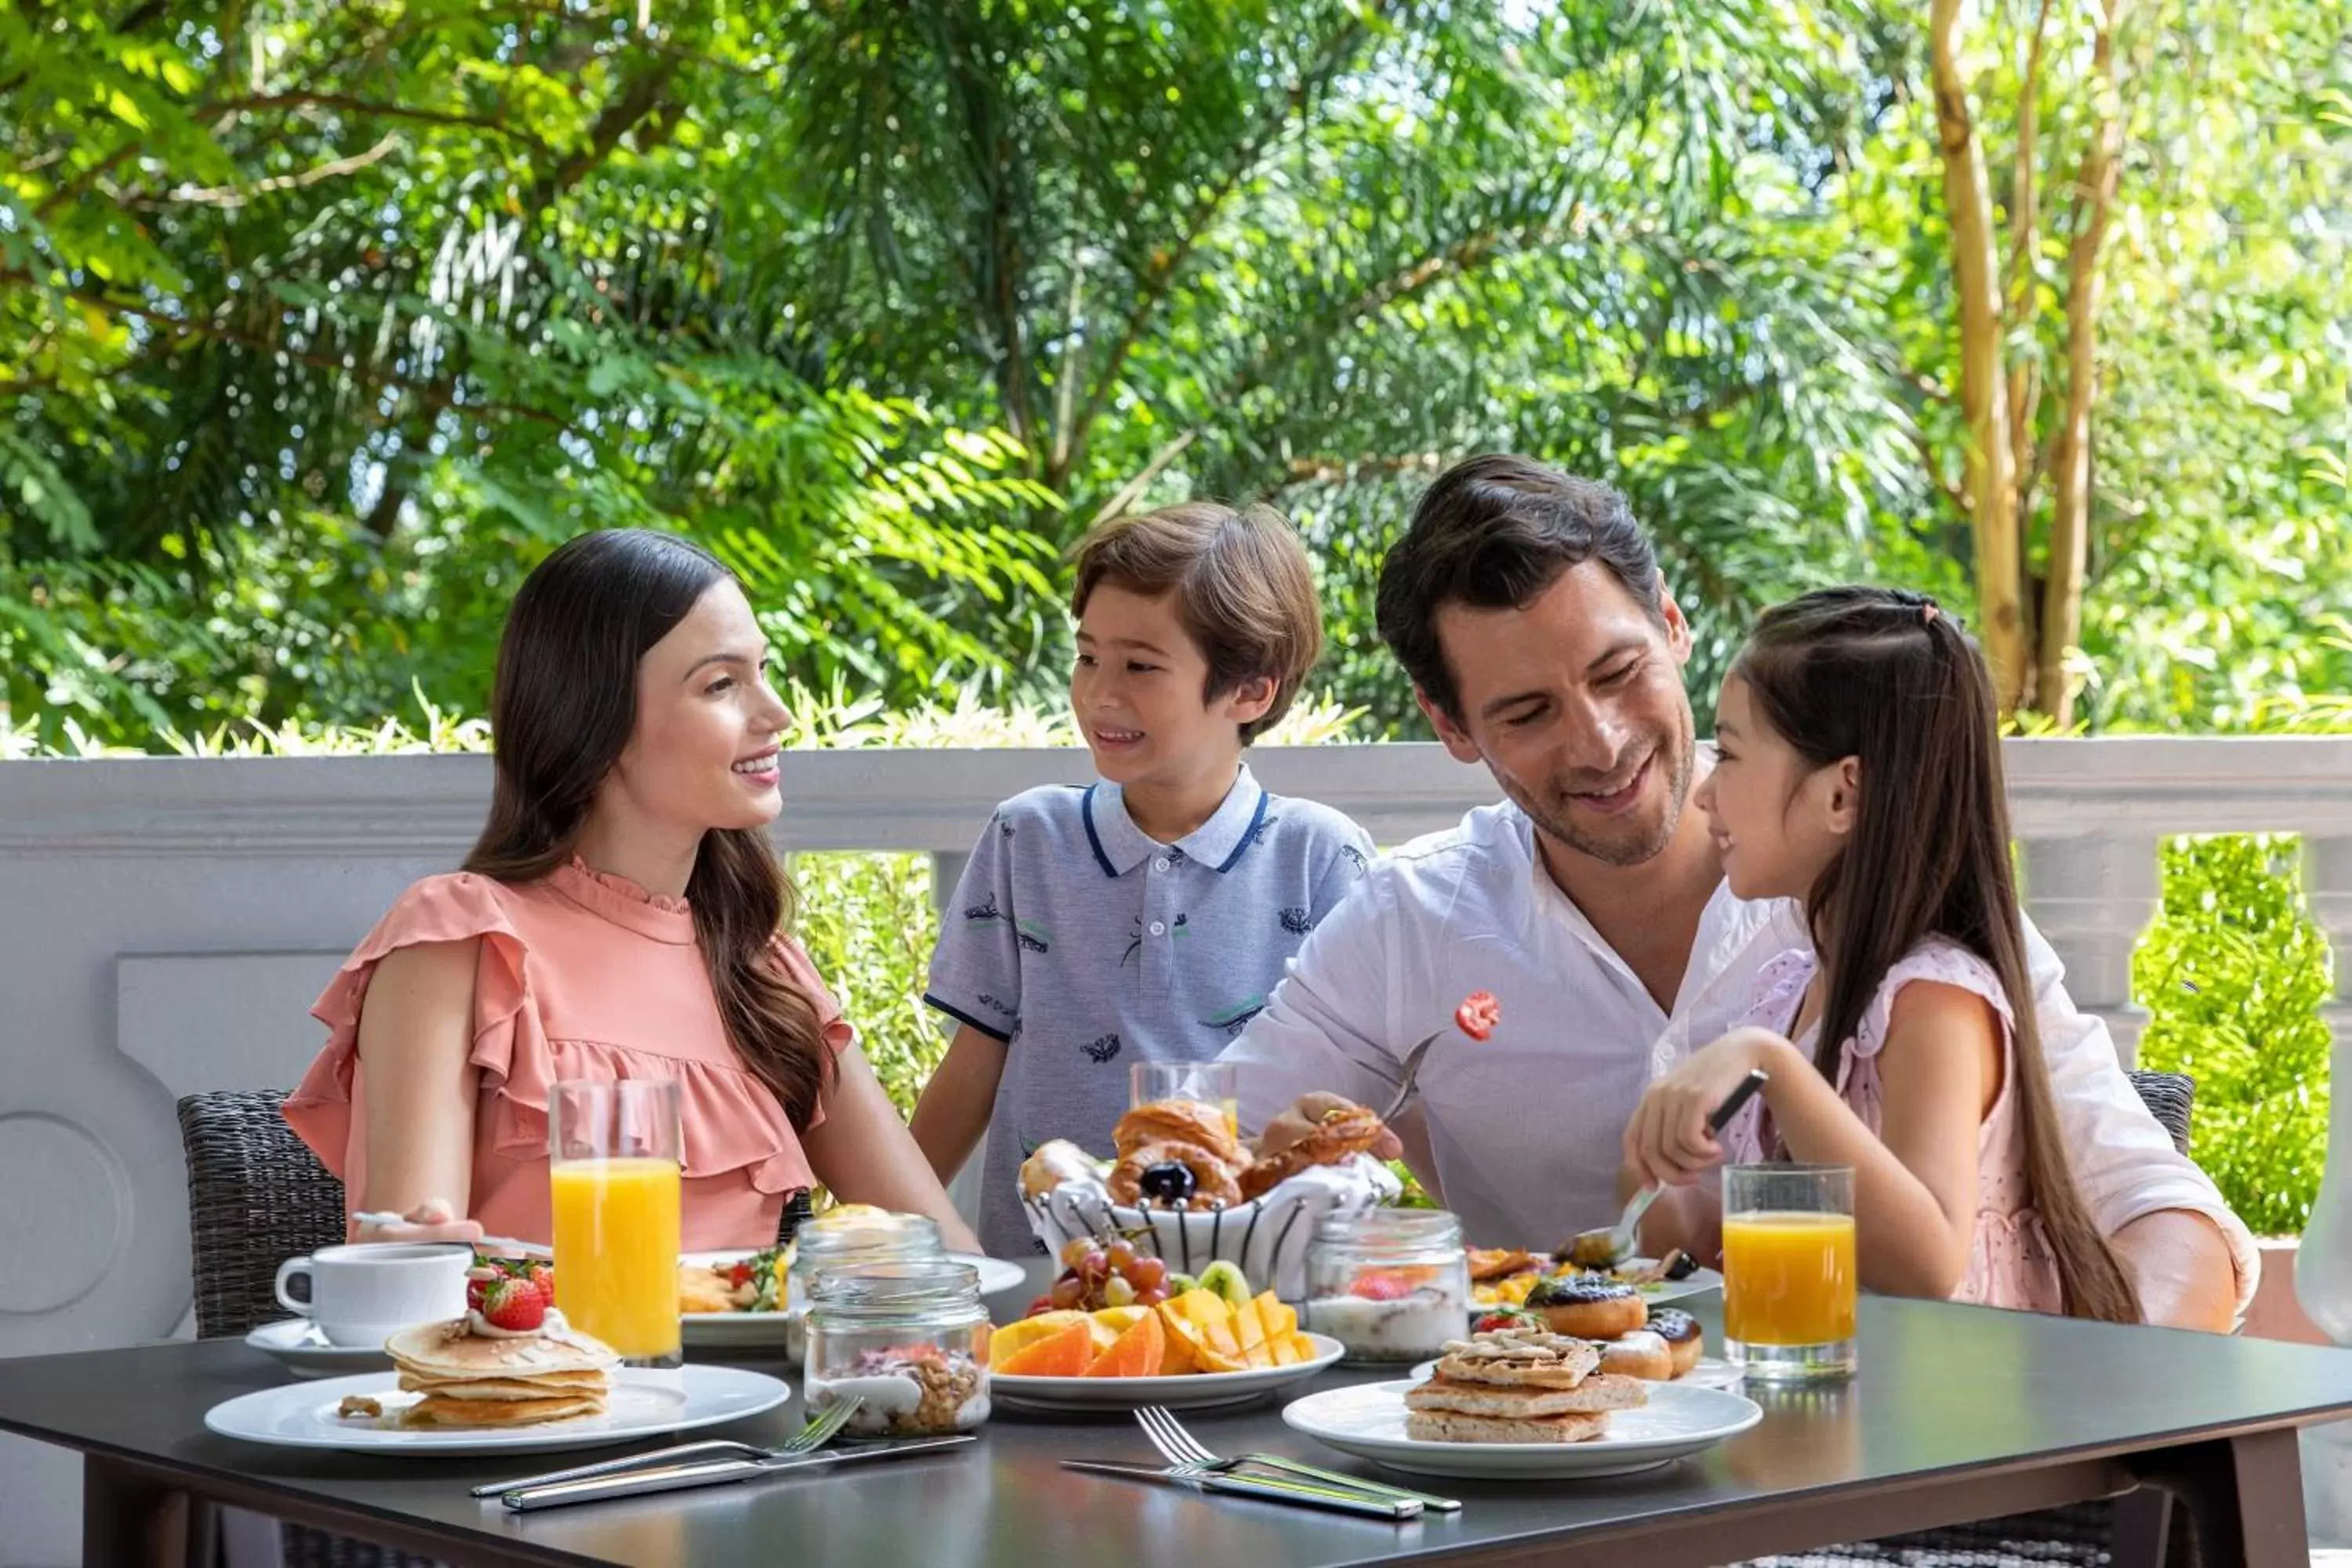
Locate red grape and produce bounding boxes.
[1126,1256,1167,1291]
[1105,1240,1138,1272]
[1079,1250,1109,1282]
[1050,1275,1085,1309]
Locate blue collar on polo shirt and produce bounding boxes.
[1080,765,1270,877]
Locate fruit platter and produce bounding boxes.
[988,1255,1341,1411]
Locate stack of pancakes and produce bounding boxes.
[385,1318,619,1428]
[1404,1326,1647,1444]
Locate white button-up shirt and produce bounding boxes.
[1221,800,2258,1312]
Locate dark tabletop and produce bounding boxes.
[7,1296,2352,1568]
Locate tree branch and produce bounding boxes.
[2004,0,2053,510]
[2038,0,2131,727]
[209,93,549,151]
[153,132,401,208]
[1929,0,2028,710]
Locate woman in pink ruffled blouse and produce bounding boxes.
[284,530,979,1254]
[1625,588,2140,1323]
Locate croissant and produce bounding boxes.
[1112,1098,1244,1166]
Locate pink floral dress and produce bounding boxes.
[1719,935,2064,1313]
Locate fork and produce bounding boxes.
[1134,1406,1462,1514]
[1376,1025,1450,1124]
[468,1396,862,1497]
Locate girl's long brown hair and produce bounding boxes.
[463,529,833,1127]
[1733,587,2140,1324]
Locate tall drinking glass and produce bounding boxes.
[550,1078,683,1367]
[1131,1061,1240,1141]
[1722,1163,1857,1381]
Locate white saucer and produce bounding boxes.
[205,1364,789,1457]
[245,1319,394,1378]
[1283,1377,1762,1479]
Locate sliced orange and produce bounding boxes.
[1081,1310,1166,1377]
[995,1317,1095,1377]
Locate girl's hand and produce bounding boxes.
[351,1197,484,1245]
[1623,1029,1788,1189]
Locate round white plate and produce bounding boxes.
[991,1332,1346,1413]
[244,1319,393,1379]
[679,1251,1029,1348]
[204,1364,789,1457]
[1407,1354,1743,1392]
[1284,1377,1760,1479]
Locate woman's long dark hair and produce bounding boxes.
[1734,587,2140,1324]
[463,529,833,1127]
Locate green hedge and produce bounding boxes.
[2134,835,2333,1237]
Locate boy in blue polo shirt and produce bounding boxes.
[910,502,1374,1257]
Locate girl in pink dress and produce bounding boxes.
[284,530,979,1254]
[1625,587,2138,1323]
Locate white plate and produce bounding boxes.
[204,1364,789,1457]
[244,1319,394,1379]
[1406,1355,1743,1392]
[1283,1377,1762,1479]
[679,1251,1029,1348]
[991,1332,1346,1413]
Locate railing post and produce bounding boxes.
[928,851,988,1232]
[2016,832,2163,1068]
[2306,837,2352,1069]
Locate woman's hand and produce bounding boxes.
[1623,1028,1789,1189]
[351,1197,484,1245]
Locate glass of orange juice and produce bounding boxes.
[1722,1163,1857,1381]
[1131,1061,1240,1141]
[550,1078,683,1367]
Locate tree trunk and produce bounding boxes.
[2038,0,2129,727]
[1929,0,2029,712]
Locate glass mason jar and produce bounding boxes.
[803,1260,992,1437]
[782,1211,944,1362]
[1300,1208,1469,1364]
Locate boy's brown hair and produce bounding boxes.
[1070,501,1323,746]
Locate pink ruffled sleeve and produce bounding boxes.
[282,873,531,1209]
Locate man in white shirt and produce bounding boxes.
[1223,454,2254,1329]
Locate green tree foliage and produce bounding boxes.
[2136,834,2336,1236]
[2,3,1058,744]
[5,2,2346,743]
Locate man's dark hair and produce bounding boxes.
[1374,455,1665,722]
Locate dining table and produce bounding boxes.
[2,1292,2348,1568]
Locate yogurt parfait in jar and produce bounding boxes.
[1301,1209,1469,1364]
[803,1260,991,1436]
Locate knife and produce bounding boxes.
[500,1434,975,1511]
[1061,1460,1421,1519]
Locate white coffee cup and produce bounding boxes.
[273,1242,474,1347]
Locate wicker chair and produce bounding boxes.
[1745,1069,2202,1568]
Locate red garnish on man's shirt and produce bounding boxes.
[1455,990,1501,1041]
